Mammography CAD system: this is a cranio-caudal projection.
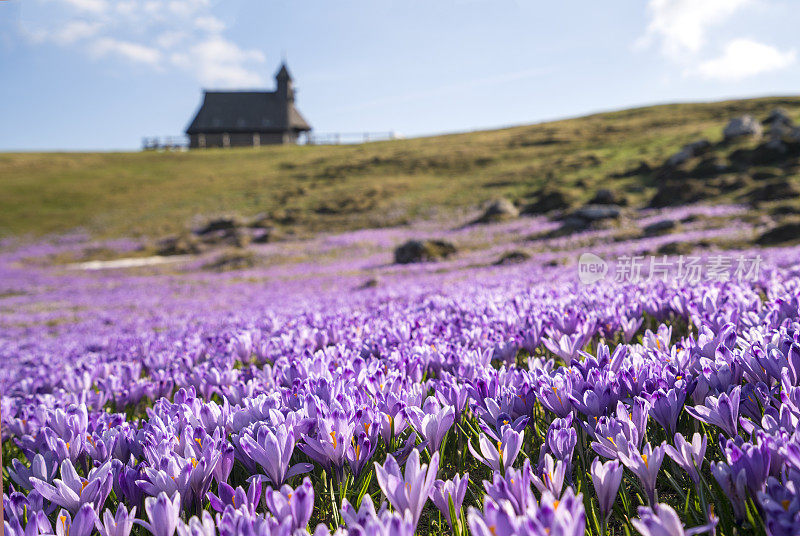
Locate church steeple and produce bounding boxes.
[276,62,294,103]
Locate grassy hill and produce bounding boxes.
[3,96,800,239]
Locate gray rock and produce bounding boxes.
[724,115,763,141]
[156,233,205,256]
[520,188,572,215]
[569,204,621,222]
[196,216,245,235]
[474,198,519,224]
[494,250,531,265]
[763,108,793,128]
[394,239,457,264]
[589,189,626,206]
[643,219,676,236]
[200,228,251,249]
[666,148,693,168]
[666,139,711,167]
[757,221,800,245]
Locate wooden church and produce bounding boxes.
[185,62,311,148]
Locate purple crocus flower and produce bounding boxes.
[405,397,455,454]
[264,478,315,532]
[429,472,469,529]
[300,411,355,482]
[647,386,692,437]
[239,423,313,486]
[545,417,577,471]
[3,490,52,536]
[483,459,536,515]
[664,433,706,486]
[340,497,416,536]
[591,457,623,521]
[619,441,666,505]
[207,481,262,514]
[31,459,113,514]
[711,460,748,521]
[537,374,574,417]
[55,505,97,536]
[532,454,566,496]
[213,444,235,485]
[9,453,58,491]
[176,511,215,536]
[374,449,439,528]
[632,503,718,536]
[469,426,524,475]
[96,504,137,536]
[136,492,181,536]
[685,386,741,437]
[721,437,771,497]
[543,333,585,364]
[467,497,526,536]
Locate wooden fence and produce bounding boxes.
[142,136,189,151]
[304,131,400,145]
[141,132,400,150]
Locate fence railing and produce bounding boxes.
[142,136,189,151]
[304,131,401,145]
[141,132,401,150]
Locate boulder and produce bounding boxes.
[752,169,782,181]
[251,228,274,244]
[744,179,799,204]
[567,204,621,222]
[643,219,676,236]
[763,108,793,128]
[357,278,380,289]
[196,216,244,235]
[474,198,519,224]
[520,187,572,215]
[691,155,728,177]
[756,221,800,245]
[666,139,712,167]
[156,233,205,256]
[494,250,531,265]
[589,189,626,206]
[649,180,713,208]
[202,250,259,272]
[199,228,251,248]
[609,161,652,178]
[656,241,708,256]
[665,148,693,168]
[394,239,457,264]
[723,115,763,141]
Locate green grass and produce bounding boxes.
[3,96,800,239]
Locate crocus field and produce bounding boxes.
[3,205,800,536]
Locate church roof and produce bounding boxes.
[185,91,311,134]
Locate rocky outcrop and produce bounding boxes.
[723,115,763,141]
[394,240,457,264]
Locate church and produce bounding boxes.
[185,62,311,148]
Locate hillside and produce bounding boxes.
[2,95,800,239]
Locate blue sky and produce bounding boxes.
[1,0,799,151]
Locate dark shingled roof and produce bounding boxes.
[185,91,311,134]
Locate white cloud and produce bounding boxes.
[694,38,796,80]
[92,38,162,65]
[19,0,266,87]
[52,20,102,45]
[640,0,752,57]
[62,0,108,13]
[194,15,225,33]
[639,0,795,81]
[178,36,265,87]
